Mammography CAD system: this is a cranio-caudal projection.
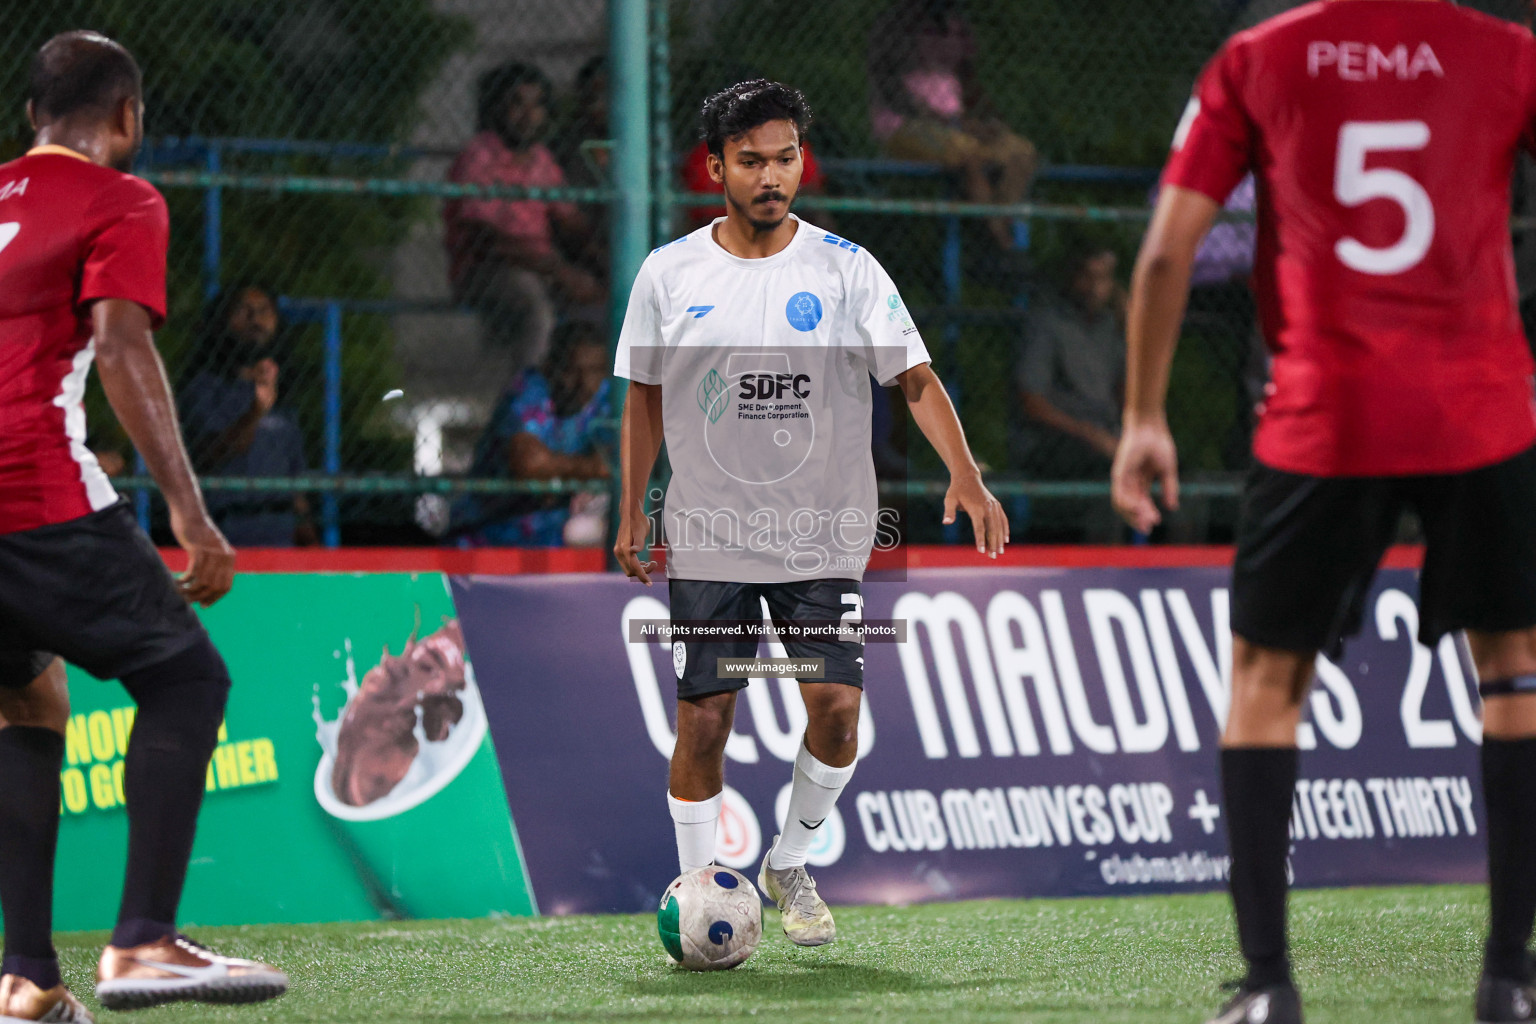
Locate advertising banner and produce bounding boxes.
[54,573,535,931]
[452,568,1484,915]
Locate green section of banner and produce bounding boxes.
[54,573,536,931]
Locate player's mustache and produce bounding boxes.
[754,191,787,204]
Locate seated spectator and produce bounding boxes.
[679,135,832,232]
[178,284,315,546]
[454,321,612,547]
[868,0,1038,254]
[1013,245,1125,480]
[445,62,604,382]
[552,55,610,186]
[551,54,612,278]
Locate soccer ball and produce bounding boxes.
[656,866,763,970]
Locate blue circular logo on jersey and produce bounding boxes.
[786,292,823,332]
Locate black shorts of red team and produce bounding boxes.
[0,499,208,688]
[667,578,864,699]
[1231,445,1536,659]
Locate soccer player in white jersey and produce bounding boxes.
[613,80,1007,946]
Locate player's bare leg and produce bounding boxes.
[759,682,859,947]
[0,661,92,1023]
[667,691,739,872]
[1205,638,1311,1024]
[1466,627,1536,1023]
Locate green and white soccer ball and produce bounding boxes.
[656,866,763,970]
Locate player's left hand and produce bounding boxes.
[944,471,1008,558]
[1112,418,1180,534]
[614,504,658,585]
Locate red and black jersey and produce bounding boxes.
[0,146,169,532]
[1163,0,1536,477]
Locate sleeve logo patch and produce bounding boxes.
[821,232,860,253]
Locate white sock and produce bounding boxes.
[667,791,722,873]
[768,742,855,870]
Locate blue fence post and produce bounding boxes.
[1011,218,1031,252]
[606,0,652,566]
[203,141,222,299]
[322,301,342,548]
[1011,214,1033,537]
[650,0,672,246]
[941,215,962,545]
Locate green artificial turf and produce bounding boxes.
[51,884,1486,1023]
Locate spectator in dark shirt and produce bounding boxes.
[179,285,315,546]
[1013,245,1125,479]
[553,55,610,188]
[455,321,612,547]
[550,55,612,280]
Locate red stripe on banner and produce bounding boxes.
[156,544,1426,574]
[903,546,1424,570]
[157,547,609,574]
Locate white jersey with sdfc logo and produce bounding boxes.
[615,215,930,583]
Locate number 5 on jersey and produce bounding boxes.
[1334,120,1433,276]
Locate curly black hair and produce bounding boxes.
[698,79,812,157]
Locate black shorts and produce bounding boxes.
[667,578,865,699]
[0,499,208,688]
[1231,445,1536,656]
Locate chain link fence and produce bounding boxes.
[664,0,1534,545]
[6,0,1533,546]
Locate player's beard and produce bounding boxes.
[727,185,793,233]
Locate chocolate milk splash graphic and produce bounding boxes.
[314,620,486,817]
[335,622,466,805]
[310,621,530,920]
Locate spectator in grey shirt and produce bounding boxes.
[1013,244,1125,479]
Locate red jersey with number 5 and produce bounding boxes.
[0,148,169,532]
[1163,0,1536,476]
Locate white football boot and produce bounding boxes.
[96,935,286,1010]
[757,835,836,946]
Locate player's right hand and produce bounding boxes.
[1111,418,1180,534]
[614,507,657,586]
[943,470,1008,558]
[171,508,236,607]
